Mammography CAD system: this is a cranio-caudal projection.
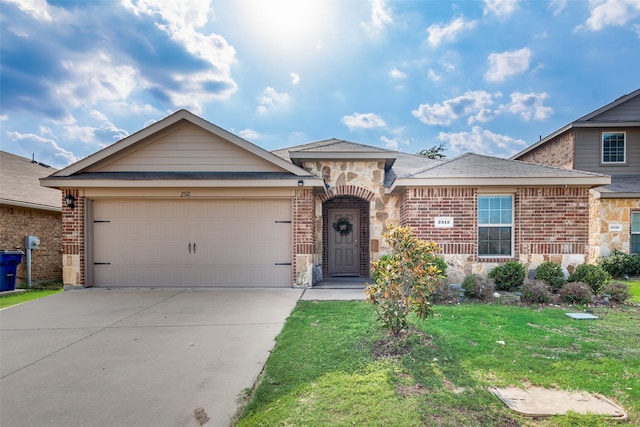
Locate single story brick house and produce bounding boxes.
[1,151,62,285]
[41,110,609,288]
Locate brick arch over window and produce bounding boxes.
[319,185,375,202]
[322,196,370,278]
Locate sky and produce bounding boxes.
[1,0,639,169]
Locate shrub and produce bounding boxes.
[461,274,494,301]
[430,282,459,304]
[568,264,610,294]
[488,261,525,291]
[521,280,552,304]
[365,225,444,335]
[598,251,640,278]
[601,282,631,304]
[559,282,593,305]
[534,261,566,292]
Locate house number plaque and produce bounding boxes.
[608,223,623,232]
[434,217,454,228]
[181,191,191,197]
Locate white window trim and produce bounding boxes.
[477,194,514,258]
[632,212,640,255]
[601,131,626,164]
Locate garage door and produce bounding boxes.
[91,199,292,287]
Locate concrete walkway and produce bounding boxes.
[0,286,365,427]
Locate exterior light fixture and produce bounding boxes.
[65,193,75,209]
[298,180,304,186]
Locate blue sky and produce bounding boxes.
[1,0,639,169]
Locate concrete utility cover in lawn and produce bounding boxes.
[0,288,303,427]
[489,387,627,419]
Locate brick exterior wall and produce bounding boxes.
[400,185,591,281]
[0,205,62,285]
[516,131,575,169]
[401,187,477,257]
[517,187,589,256]
[61,189,85,286]
[293,188,315,284]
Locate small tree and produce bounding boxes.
[365,225,444,335]
[417,143,447,160]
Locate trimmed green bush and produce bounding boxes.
[521,280,552,304]
[568,264,610,294]
[534,261,566,292]
[560,282,593,305]
[601,282,631,304]
[597,251,640,278]
[461,274,494,301]
[488,261,525,291]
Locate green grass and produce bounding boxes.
[626,279,640,303]
[235,301,640,426]
[0,288,63,309]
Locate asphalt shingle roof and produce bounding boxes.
[0,151,61,210]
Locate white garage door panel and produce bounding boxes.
[92,199,291,287]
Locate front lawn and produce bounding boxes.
[235,301,639,426]
[626,279,640,303]
[0,288,63,309]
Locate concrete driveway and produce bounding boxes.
[0,288,303,427]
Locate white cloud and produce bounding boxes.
[389,68,407,79]
[583,0,640,31]
[412,91,496,126]
[342,113,386,130]
[380,136,399,150]
[503,92,553,121]
[64,125,96,143]
[484,47,531,82]
[428,69,441,81]
[238,129,262,140]
[290,72,300,85]
[360,0,392,38]
[437,126,526,157]
[257,87,291,113]
[121,0,237,111]
[484,0,519,17]
[6,131,79,167]
[549,0,567,15]
[427,17,477,47]
[4,0,53,22]
[56,52,140,108]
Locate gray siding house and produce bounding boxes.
[513,88,640,257]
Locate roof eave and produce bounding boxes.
[40,177,326,189]
[289,151,397,169]
[0,199,61,212]
[387,176,611,194]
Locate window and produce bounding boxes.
[632,212,640,255]
[478,195,513,257]
[602,132,625,163]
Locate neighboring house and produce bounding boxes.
[0,151,62,285]
[41,110,609,288]
[513,88,640,259]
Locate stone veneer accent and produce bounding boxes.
[0,205,62,285]
[516,130,575,170]
[589,195,640,260]
[302,160,402,282]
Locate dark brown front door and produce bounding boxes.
[328,209,359,276]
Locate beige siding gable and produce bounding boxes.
[90,122,284,173]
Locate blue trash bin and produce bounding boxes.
[0,250,24,292]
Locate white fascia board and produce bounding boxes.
[590,188,640,199]
[0,199,61,212]
[387,176,611,194]
[40,177,326,189]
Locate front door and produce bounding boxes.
[328,209,359,276]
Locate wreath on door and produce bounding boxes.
[332,217,353,236]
